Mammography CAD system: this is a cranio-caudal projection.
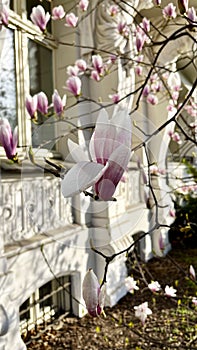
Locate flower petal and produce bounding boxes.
[61,161,105,197]
[68,139,89,162]
[89,109,131,164]
[82,269,100,316]
[89,109,109,163]
[94,143,130,200]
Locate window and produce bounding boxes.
[0,27,17,130]
[0,0,55,156]
[20,275,72,344]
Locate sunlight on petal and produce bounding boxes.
[61,161,105,197]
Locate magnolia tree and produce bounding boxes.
[0,0,197,327]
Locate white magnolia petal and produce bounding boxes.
[61,161,105,197]
[82,269,100,311]
[68,139,89,162]
[89,109,109,162]
[111,109,132,147]
[109,143,131,170]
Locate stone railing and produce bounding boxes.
[0,171,73,246]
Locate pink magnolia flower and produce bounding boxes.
[148,281,161,292]
[142,85,150,97]
[67,65,79,76]
[0,4,9,27]
[91,70,101,82]
[79,0,89,12]
[154,0,161,5]
[142,17,150,33]
[52,89,66,116]
[187,7,197,22]
[134,302,152,325]
[61,109,132,201]
[52,5,65,20]
[37,92,48,114]
[65,13,78,27]
[178,0,188,14]
[135,65,143,76]
[92,54,104,75]
[135,32,145,52]
[109,5,119,16]
[108,54,117,64]
[82,269,105,317]
[66,76,81,96]
[147,94,158,105]
[30,5,50,31]
[171,132,182,144]
[75,59,87,72]
[117,21,130,37]
[125,277,139,293]
[109,93,120,104]
[0,118,18,160]
[189,265,196,280]
[162,3,177,19]
[164,285,177,297]
[25,94,38,119]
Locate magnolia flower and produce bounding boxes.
[37,92,48,114]
[134,302,152,325]
[162,3,177,19]
[109,5,119,16]
[135,66,143,76]
[148,281,161,292]
[117,21,129,37]
[154,0,161,5]
[66,76,81,96]
[187,7,197,22]
[67,65,79,76]
[0,4,9,26]
[52,5,65,20]
[189,265,196,280]
[0,118,18,160]
[61,109,132,201]
[65,13,78,27]
[92,55,104,75]
[178,0,188,14]
[125,277,139,293]
[109,93,120,104]
[164,285,177,297]
[142,85,150,97]
[171,132,182,144]
[75,59,87,72]
[91,70,101,82]
[82,269,105,317]
[52,89,66,116]
[25,94,38,119]
[142,17,150,33]
[30,5,50,31]
[147,94,158,105]
[108,54,117,64]
[136,32,145,52]
[79,0,89,12]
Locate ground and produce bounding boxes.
[24,248,197,350]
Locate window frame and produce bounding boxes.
[0,1,57,160]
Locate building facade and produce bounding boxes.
[0,0,196,348]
